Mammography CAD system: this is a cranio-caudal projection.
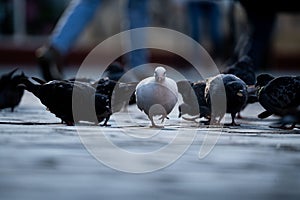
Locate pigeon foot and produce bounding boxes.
[269,123,295,130]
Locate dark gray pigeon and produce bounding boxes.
[0,68,26,112]
[222,55,256,85]
[20,77,112,126]
[135,66,178,128]
[92,77,138,113]
[205,74,248,126]
[255,74,300,123]
[68,76,138,112]
[255,73,275,88]
[177,80,211,123]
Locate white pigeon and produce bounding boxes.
[135,66,178,128]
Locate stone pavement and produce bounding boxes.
[1,85,300,200]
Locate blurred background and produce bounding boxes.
[1,0,300,71]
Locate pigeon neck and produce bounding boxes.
[155,77,165,82]
[257,86,265,97]
[23,80,41,95]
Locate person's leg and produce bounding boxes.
[36,0,101,81]
[242,13,276,69]
[222,1,275,85]
[126,0,149,69]
[187,2,201,42]
[237,0,276,70]
[209,2,223,58]
[50,0,102,55]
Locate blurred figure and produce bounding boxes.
[186,0,224,59]
[228,0,300,70]
[0,0,13,34]
[125,0,149,70]
[0,0,68,35]
[26,0,68,35]
[36,0,149,81]
[224,0,300,85]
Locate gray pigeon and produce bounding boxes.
[92,77,138,113]
[177,80,211,123]
[135,66,178,128]
[205,74,248,126]
[255,74,300,125]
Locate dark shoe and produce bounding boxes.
[35,46,64,81]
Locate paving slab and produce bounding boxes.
[0,85,300,200]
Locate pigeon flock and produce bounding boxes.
[20,77,112,126]
[0,65,299,129]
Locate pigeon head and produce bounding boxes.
[226,81,247,98]
[0,68,18,86]
[12,71,27,85]
[154,66,166,82]
[3,68,18,79]
[255,74,275,88]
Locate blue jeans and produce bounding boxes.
[51,0,102,55]
[50,0,149,68]
[187,1,222,56]
[126,0,149,68]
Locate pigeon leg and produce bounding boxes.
[225,113,240,126]
[66,120,74,126]
[217,118,222,124]
[158,115,169,123]
[100,116,111,127]
[148,115,163,128]
[158,115,165,123]
[216,115,224,125]
[270,123,295,130]
[11,107,14,112]
[237,112,243,119]
[209,117,218,125]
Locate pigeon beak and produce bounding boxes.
[237,90,244,97]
